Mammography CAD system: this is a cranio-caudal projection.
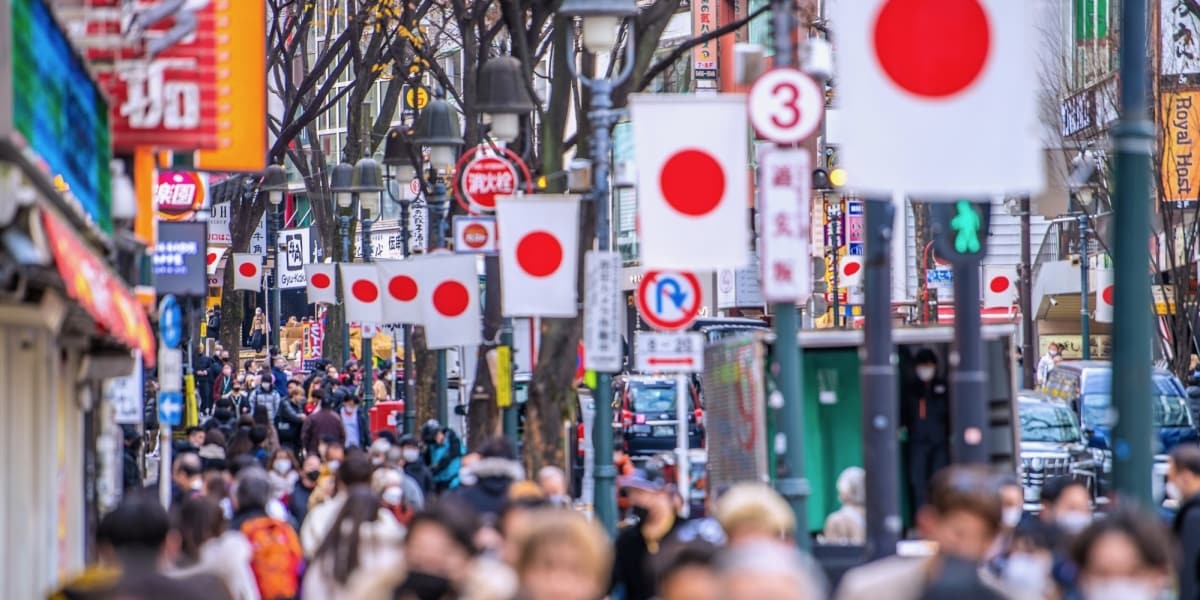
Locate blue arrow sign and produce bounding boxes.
[158,391,183,427]
[655,278,688,314]
[158,295,183,350]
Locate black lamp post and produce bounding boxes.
[412,97,464,426]
[560,0,637,537]
[330,161,355,366]
[262,164,288,351]
[353,157,385,407]
[384,127,421,434]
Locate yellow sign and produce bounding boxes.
[1153,284,1177,315]
[1038,335,1112,360]
[496,346,512,408]
[195,0,267,171]
[1161,91,1200,203]
[406,86,430,110]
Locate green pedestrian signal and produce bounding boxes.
[950,200,982,254]
[931,199,990,263]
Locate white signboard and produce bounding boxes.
[158,349,183,393]
[453,216,498,255]
[208,201,266,250]
[635,331,705,373]
[277,227,312,289]
[584,251,623,372]
[105,351,144,425]
[759,149,812,302]
[748,69,825,144]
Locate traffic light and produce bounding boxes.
[813,168,847,191]
[931,199,990,262]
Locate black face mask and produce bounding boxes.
[631,505,650,523]
[399,571,453,600]
[305,470,321,482]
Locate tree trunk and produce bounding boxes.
[412,327,439,427]
[219,260,243,358]
[468,256,503,448]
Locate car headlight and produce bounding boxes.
[1030,457,1045,471]
[1089,447,1106,465]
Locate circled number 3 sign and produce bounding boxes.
[748,68,825,144]
[636,271,703,331]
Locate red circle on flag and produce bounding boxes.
[873,0,991,98]
[352,280,379,303]
[207,252,217,265]
[660,149,725,217]
[516,231,562,277]
[1102,286,1115,306]
[989,276,1010,293]
[433,281,469,317]
[239,262,258,277]
[389,275,418,302]
[842,261,862,277]
[311,273,332,289]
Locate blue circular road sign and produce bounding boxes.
[159,295,183,350]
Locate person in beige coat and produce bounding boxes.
[301,487,406,598]
[822,466,866,545]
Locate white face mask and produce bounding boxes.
[273,459,292,475]
[190,478,204,492]
[402,448,420,463]
[1056,510,1092,534]
[1001,506,1023,528]
[327,460,341,472]
[916,366,936,382]
[371,456,384,466]
[1166,481,1182,501]
[1081,579,1160,600]
[381,486,403,506]
[1002,553,1052,593]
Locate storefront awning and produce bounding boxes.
[41,208,156,366]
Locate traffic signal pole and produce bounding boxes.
[1111,0,1154,505]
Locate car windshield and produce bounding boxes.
[628,382,679,414]
[1020,401,1081,443]
[1082,394,1194,428]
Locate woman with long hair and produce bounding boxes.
[300,486,405,597]
[167,495,261,600]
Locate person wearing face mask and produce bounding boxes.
[836,466,1016,600]
[399,434,436,495]
[213,362,235,404]
[340,393,371,449]
[901,349,951,513]
[156,451,205,505]
[1071,507,1173,600]
[267,448,299,501]
[1038,476,1092,598]
[289,454,323,525]
[1037,343,1061,388]
[611,463,682,600]
[998,518,1057,599]
[248,373,281,424]
[1168,444,1200,599]
[985,475,1030,575]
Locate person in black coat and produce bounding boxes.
[275,388,305,455]
[901,348,950,513]
[289,454,322,525]
[202,398,239,441]
[121,426,142,491]
[398,434,435,495]
[1170,445,1200,600]
[449,438,523,522]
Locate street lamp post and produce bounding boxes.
[413,98,464,426]
[331,162,356,367]
[384,128,421,433]
[262,164,288,352]
[561,0,637,537]
[1075,188,1095,360]
[478,55,537,443]
[353,157,385,408]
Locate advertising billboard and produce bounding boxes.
[154,221,208,296]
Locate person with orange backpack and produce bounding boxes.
[230,466,304,600]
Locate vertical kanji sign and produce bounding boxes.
[759,149,812,302]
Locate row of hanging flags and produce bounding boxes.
[227,0,1050,344]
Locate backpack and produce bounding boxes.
[239,515,303,600]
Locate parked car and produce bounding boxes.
[1017,391,1098,510]
[613,375,704,459]
[1042,361,1195,501]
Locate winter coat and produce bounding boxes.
[122,446,142,491]
[339,406,371,449]
[1174,493,1200,600]
[834,555,1017,600]
[1187,385,1200,430]
[248,387,281,422]
[300,511,406,598]
[274,398,304,446]
[271,367,288,398]
[423,429,464,488]
[300,408,345,457]
[404,460,436,496]
[822,504,866,545]
[167,531,261,600]
[203,409,239,441]
[268,470,298,503]
[346,556,518,600]
[289,480,316,525]
[213,374,234,402]
[449,457,524,521]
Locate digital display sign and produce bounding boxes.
[154,221,208,296]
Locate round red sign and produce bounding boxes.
[462,223,490,249]
[460,156,518,212]
[156,171,206,221]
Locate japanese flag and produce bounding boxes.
[1094,267,1114,324]
[232,253,262,291]
[496,195,580,317]
[838,255,863,287]
[983,265,1018,309]
[419,254,481,349]
[631,94,749,269]
[377,259,425,325]
[206,247,226,276]
[833,0,1043,195]
[340,263,383,325]
[305,263,337,304]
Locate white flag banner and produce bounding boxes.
[377,259,426,325]
[232,253,262,291]
[838,254,863,288]
[305,263,337,304]
[496,195,580,317]
[206,246,226,276]
[983,265,1018,309]
[833,0,1043,196]
[278,228,312,289]
[419,254,481,349]
[1094,267,1114,323]
[340,263,384,325]
[631,94,750,269]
